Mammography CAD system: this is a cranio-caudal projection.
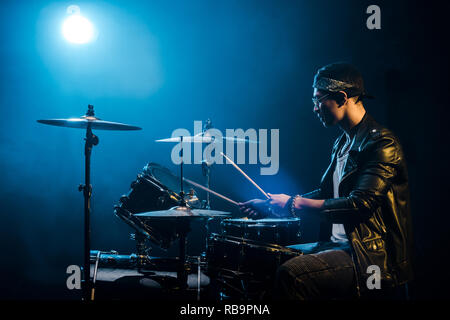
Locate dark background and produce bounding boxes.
[0,0,449,300]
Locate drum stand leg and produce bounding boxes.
[135,232,150,256]
[197,256,201,301]
[176,222,191,290]
[178,233,187,289]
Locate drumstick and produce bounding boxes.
[220,152,270,199]
[183,177,240,206]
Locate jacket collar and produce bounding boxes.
[335,111,372,155]
[320,112,374,192]
[349,111,373,154]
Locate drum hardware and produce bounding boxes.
[131,232,152,257]
[133,136,232,289]
[177,217,189,289]
[88,250,197,295]
[114,162,206,250]
[133,206,231,289]
[199,118,214,264]
[115,206,173,249]
[197,256,201,300]
[89,250,181,272]
[202,119,213,210]
[182,176,240,264]
[37,105,141,301]
[91,250,101,300]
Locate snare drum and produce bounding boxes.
[221,218,301,246]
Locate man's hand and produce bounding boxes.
[238,199,271,219]
[268,193,291,211]
[268,193,325,217]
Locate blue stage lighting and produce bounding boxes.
[62,6,94,44]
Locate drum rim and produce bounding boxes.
[144,162,202,204]
[222,218,300,223]
[143,163,178,192]
[209,233,303,254]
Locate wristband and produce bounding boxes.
[290,195,300,218]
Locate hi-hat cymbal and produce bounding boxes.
[134,206,231,218]
[37,116,141,131]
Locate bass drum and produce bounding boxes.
[206,233,302,299]
[115,163,203,249]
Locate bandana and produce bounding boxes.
[313,77,355,92]
[312,76,374,99]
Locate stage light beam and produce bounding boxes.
[62,7,94,44]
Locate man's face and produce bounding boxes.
[312,88,343,127]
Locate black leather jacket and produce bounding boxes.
[301,113,414,295]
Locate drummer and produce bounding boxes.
[239,62,413,300]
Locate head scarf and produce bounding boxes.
[312,67,374,99]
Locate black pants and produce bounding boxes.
[275,242,357,300]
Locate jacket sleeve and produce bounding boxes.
[301,189,322,199]
[318,133,401,223]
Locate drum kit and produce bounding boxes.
[37,105,303,301]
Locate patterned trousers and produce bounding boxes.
[275,242,357,300]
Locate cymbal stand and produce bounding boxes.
[177,135,189,288]
[78,105,99,301]
[176,222,190,289]
[202,119,213,210]
[179,135,186,206]
[201,119,214,261]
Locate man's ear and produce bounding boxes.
[336,91,348,106]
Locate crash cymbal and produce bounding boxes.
[222,136,258,143]
[134,206,231,218]
[156,136,214,143]
[37,116,141,131]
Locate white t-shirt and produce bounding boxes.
[330,139,352,243]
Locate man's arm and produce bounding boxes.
[295,133,402,224]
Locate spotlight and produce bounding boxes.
[62,5,94,44]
